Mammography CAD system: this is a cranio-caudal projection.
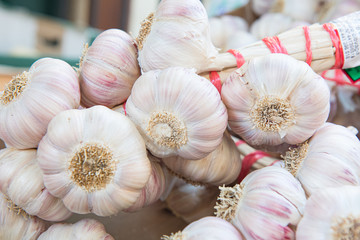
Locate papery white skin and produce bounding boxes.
[125,154,166,212]
[38,218,114,240]
[79,29,140,108]
[126,67,228,160]
[37,105,151,216]
[296,186,360,239]
[225,31,257,51]
[216,166,306,240]
[0,57,80,149]
[290,122,360,196]
[163,216,243,240]
[0,192,47,240]
[138,0,221,73]
[162,131,241,185]
[222,54,330,147]
[0,148,72,221]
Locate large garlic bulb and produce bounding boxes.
[0,192,47,240]
[215,166,306,239]
[222,54,330,147]
[0,148,72,221]
[162,131,241,185]
[296,186,360,239]
[38,218,114,240]
[37,105,151,216]
[0,58,80,149]
[283,122,360,196]
[137,0,226,73]
[79,29,140,108]
[126,67,228,160]
[161,216,243,240]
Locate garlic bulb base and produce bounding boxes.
[161,231,182,240]
[1,72,29,105]
[283,141,309,176]
[332,216,360,239]
[214,184,243,222]
[4,195,30,219]
[136,12,154,50]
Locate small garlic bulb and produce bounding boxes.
[125,154,166,212]
[38,218,114,240]
[283,122,360,196]
[0,147,72,221]
[161,216,243,240]
[137,0,221,73]
[222,54,330,147]
[215,166,306,239]
[0,57,80,149]
[0,192,47,240]
[126,67,228,160]
[162,131,241,186]
[79,29,141,108]
[37,105,151,216]
[296,186,360,239]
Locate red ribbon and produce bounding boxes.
[262,36,288,54]
[123,101,127,116]
[303,26,312,66]
[238,151,271,183]
[322,23,344,69]
[227,49,246,68]
[209,71,222,94]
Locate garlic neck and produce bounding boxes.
[1,72,29,105]
[147,111,187,149]
[283,141,309,176]
[161,231,183,240]
[332,215,360,240]
[5,195,30,219]
[250,96,295,132]
[136,12,154,50]
[214,184,244,221]
[78,43,89,72]
[69,143,115,192]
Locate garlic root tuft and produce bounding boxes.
[136,13,154,50]
[214,184,243,222]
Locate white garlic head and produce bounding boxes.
[79,29,140,108]
[0,58,80,149]
[222,54,330,147]
[162,131,241,186]
[38,218,114,240]
[161,216,243,240]
[0,147,72,221]
[283,122,360,196]
[215,166,306,239]
[296,186,360,239]
[126,67,228,160]
[137,0,220,73]
[37,105,151,216]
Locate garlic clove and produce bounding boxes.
[78,29,140,108]
[126,67,228,160]
[0,58,80,149]
[62,185,90,214]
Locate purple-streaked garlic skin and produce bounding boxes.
[79,29,140,108]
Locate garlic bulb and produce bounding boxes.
[165,180,220,223]
[0,147,72,221]
[296,185,360,239]
[283,122,360,196]
[37,105,151,216]
[215,166,306,239]
[125,154,166,212]
[222,54,330,147]
[79,29,140,108]
[137,0,228,73]
[126,67,228,160]
[225,31,257,51]
[0,192,47,240]
[161,216,243,240]
[38,218,114,240]
[162,131,241,186]
[0,57,80,149]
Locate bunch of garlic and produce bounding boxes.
[125,153,166,212]
[0,57,80,149]
[0,147,72,221]
[0,192,47,240]
[37,105,151,216]
[283,122,360,196]
[162,131,241,186]
[165,179,220,223]
[215,166,306,239]
[222,54,330,148]
[78,29,140,108]
[161,216,243,240]
[296,185,360,239]
[38,218,114,240]
[137,0,232,73]
[126,67,228,160]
